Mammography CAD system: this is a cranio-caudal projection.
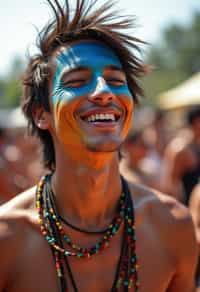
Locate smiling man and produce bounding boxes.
[0,0,197,291]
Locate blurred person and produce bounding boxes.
[120,131,150,185]
[0,127,20,203]
[2,128,44,198]
[9,129,44,190]
[120,111,169,191]
[161,106,200,204]
[144,110,169,157]
[120,129,166,191]
[189,182,200,291]
[0,1,197,291]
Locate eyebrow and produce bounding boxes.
[61,66,89,78]
[105,65,123,72]
[60,64,124,81]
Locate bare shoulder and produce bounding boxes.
[129,181,198,259]
[0,186,38,244]
[0,186,37,222]
[0,187,38,288]
[0,186,38,254]
[129,181,190,220]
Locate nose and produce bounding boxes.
[88,77,115,105]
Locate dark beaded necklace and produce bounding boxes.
[36,173,139,291]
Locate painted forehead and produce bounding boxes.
[54,41,123,71]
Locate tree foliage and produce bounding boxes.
[0,12,200,107]
[0,56,24,108]
[143,12,200,104]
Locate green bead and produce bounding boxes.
[124,281,129,286]
[44,212,49,218]
[131,257,135,263]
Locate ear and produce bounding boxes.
[33,107,51,130]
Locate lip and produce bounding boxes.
[79,119,120,131]
[78,107,122,120]
[75,107,123,130]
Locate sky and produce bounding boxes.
[0,0,199,77]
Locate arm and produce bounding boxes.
[0,211,21,291]
[161,147,195,202]
[0,219,13,291]
[189,184,200,250]
[167,202,198,292]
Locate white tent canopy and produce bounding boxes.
[157,72,200,110]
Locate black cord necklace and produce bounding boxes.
[36,174,139,291]
[59,215,108,234]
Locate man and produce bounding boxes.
[161,106,200,204]
[0,1,197,291]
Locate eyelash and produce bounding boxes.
[63,78,125,88]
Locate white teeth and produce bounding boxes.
[110,114,115,121]
[86,113,116,122]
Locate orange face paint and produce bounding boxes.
[49,41,134,167]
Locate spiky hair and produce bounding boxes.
[22,0,147,169]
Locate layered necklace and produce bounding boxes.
[36,174,139,291]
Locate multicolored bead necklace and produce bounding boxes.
[36,173,139,291]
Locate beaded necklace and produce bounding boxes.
[36,174,139,291]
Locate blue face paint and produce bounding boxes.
[51,41,132,105]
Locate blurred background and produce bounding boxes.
[1,0,200,206]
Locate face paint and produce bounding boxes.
[51,42,132,104]
[49,41,134,166]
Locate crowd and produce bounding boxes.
[1,100,200,289]
[120,105,200,290]
[0,122,44,204]
[1,106,200,206]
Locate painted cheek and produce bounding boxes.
[53,99,84,149]
[110,84,132,97]
[110,84,134,138]
[118,91,134,138]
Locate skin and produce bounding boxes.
[190,183,200,250]
[189,184,200,291]
[0,40,198,291]
[161,120,200,203]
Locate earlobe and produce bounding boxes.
[33,108,51,130]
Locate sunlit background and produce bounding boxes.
[0,0,200,206]
[1,0,199,76]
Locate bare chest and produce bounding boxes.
[8,224,174,292]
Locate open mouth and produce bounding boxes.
[81,112,121,123]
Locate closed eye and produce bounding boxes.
[106,79,126,86]
[63,79,89,88]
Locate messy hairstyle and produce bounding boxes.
[21,0,147,170]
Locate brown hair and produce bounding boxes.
[21,0,147,170]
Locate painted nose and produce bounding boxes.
[88,77,115,105]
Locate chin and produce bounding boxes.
[85,139,123,153]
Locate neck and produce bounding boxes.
[51,151,122,230]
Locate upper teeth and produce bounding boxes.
[87,113,115,122]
